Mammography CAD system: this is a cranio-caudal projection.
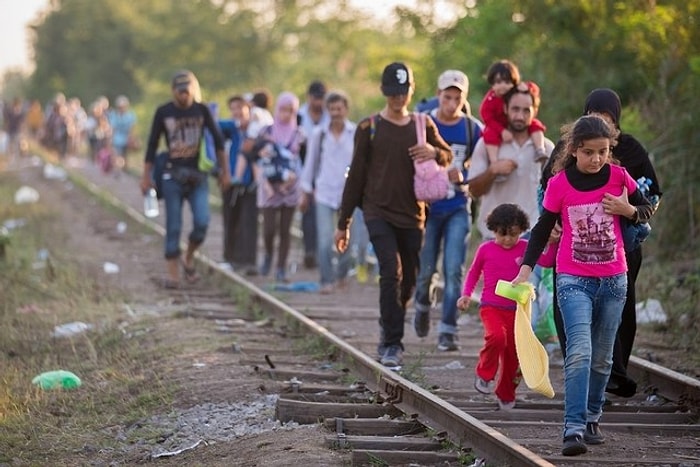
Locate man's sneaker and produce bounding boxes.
[413,304,431,338]
[474,375,493,394]
[583,422,605,445]
[497,399,516,411]
[380,345,403,368]
[376,343,387,361]
[437,333,458,351]
[562,434,587,456]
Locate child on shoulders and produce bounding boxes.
[479,59,548,171]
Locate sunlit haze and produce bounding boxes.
[0,0,460,75]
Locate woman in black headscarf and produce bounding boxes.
[540,88,663,397]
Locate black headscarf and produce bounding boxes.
[583,88,622,128]
[540,88,661,198]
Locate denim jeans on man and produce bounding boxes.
[557,273,627,439]
[162,171,210,259]
[316,202,351,285]
[414,207,469,335]
[366,217,423,350]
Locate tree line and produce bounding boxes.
[2,0,698,262]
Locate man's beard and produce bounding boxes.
[509,121,528,133]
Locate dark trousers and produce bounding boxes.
[554,246,643,393]
[302,199,317,263]
[233,189,258,266]
[366,218,423,350]
[262,205,296,271]
[222,186,245,264]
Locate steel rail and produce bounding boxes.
[66,165,700,465]
[67,167,555,466]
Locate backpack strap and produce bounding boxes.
[311,128,325,184]
[414,112,426,145]
[465,115,474,159]
[369,113,378,141]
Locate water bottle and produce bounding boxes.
[143,188,159,218]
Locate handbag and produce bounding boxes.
[412,113,450,203]
[198,102,219,175]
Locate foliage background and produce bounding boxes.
[2,0,699,268]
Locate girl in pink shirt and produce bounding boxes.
[512,115,654,456]
[457,203,556,410]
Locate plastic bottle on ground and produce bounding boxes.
[32,370,82,389]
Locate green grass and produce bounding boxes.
[0,172,177,463]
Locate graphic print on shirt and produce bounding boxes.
[164,116,204,159]
[568,202,617,264]
[451,143,468,170]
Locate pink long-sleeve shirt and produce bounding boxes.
[462,238,556,310]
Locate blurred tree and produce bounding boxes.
[431,0,700,259]
[16,0,700,258]
[29,0,142,105]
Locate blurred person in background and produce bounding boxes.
[140,69,230,288]
[109,95,137,173]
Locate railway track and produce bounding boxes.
[57,157,700,466]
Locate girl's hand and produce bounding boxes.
[602,186,636,218]
[548,223,562,244]
[456,296,472,311]
[512,265,533,285]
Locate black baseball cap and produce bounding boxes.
[381,62,414,96]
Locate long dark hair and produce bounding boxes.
[552,115,619,174]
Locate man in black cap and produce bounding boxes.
[140,69,231,288]
[334,62,452,368]
[297,80,330,269]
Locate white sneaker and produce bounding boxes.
[474,375,493,394]
[498,399,516,411]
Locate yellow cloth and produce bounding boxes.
[513,283,555,398]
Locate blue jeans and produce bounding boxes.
[414,208,470,335]
[316,202,350,285]
[557,273,627,439]
[162,171,210,259]
[350,208,370,266]
[366,218,423,350]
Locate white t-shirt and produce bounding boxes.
[468,135,554,238]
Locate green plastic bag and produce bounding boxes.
[198,102,218,174]
[32,370,82,389]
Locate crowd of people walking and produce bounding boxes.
[2,60,662,457]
